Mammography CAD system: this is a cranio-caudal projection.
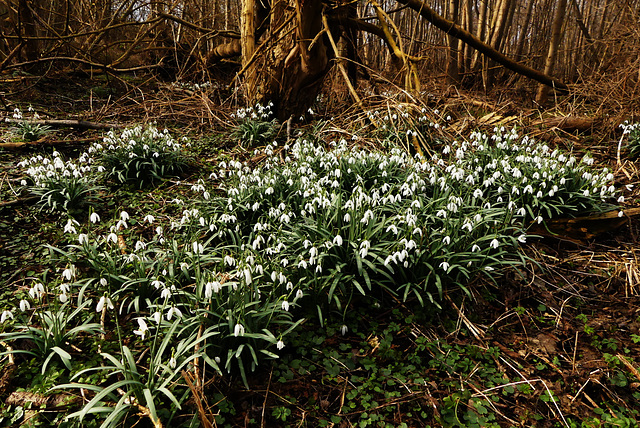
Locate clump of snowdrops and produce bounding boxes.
[198,125,618,324]
[11,106,51,141]
[230,102,279,147]
[17,150,104,214]
[3,115,622,426]
[621,121,640,160]
[88,124,191,188]
[18,125,191,215]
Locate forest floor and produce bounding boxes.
[1,73,640,427]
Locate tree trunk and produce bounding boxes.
[241,0,331,119]
[446,0,460,84]
[18,0,38,63]
[535,0,568,105]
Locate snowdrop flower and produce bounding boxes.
[90,212,101,223]
[107,233,118,243]
[359,240,370,258]
[295,289,304,300]
[517,234,527,243]
[333,235,343,246]
[340,325,349,336]
[277,340,285,350]
[234,323,245,337]
[153,312,162,324]
[144,214,155,224]
[29,283,45,300]
[618,211,624,218]
[78,234,89,245]
[19,299,31,312]
[442,236,451,245]
[485,266,495,271]
[161,288,172,299]
[489,239,500,249]
[169,355,177,369]
[151,279,164,289]
[166,306,182,320]
[134,318,149,339]
[439,261,450,271]
[281,300,290,311]
[192,241,204,254]
[100,278,108,286]
[471,244,481,252]
[1,310,13,323]
[618,196,625,203]
[96,295,114,312]
[120,211,130,221]
[536,216,543,224]
[64,219,79,234]
[62,266,75,281]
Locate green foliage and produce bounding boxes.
[89,125,191,188]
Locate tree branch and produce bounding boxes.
[396,0,570,92]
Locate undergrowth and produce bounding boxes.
[1,111,636,427]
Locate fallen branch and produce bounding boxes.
[4,118,123,130]
[396,0,570,92]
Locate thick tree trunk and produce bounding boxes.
[242,0,332,120]
[446,0,460,84]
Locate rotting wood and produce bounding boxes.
[0,196,39,209]
[528,208,640,244]
[0,136,103,150]
[530,116,602,133]
[4,118,124,130]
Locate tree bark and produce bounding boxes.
[535,0,568,105]
[446,0,460,84]
[241,0,331,119]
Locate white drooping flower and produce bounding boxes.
[166,306,182,320]
[96,295,114,312]
[1,310,14,323]
[19,300,31,312]
[276,340,285,350]
[90,212,101,223]
[134,318,149,339]
[234,323,245,337]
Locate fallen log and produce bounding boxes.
[531,116,602,133]
[528,207,640,244]
[4,118,123,130]
[0,136,102,150]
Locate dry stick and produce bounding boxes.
[321,15,364,112]
[260,368,273,428]
[158,12,239,38]
[2,56,162,74]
